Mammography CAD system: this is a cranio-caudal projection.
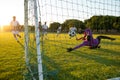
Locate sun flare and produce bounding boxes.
[0,25,4,31]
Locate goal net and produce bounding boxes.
[24,0,43,80]
[24,0,120,80]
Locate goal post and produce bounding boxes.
[24,0,29,67]
[24,0,43,80]
[34,0,43,80]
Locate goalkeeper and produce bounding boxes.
[67,28,116,52]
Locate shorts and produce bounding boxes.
[12,31,19,34]
[57,30,60,34]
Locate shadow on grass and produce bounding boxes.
[102,41,120,46]
[43,54,81,80]
[0,71,23,80]
[97,48,120,56]
[45,39,76,48]
[17,41,24,49]
[70,50,120,67]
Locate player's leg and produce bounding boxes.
[56,31,59,36]
[16,31,21,38]
[12,31,18,41]
[96,35,116,48]
[45,31,48,39]
[17,34,21,38]
[42,30,45,39]
[56,30,60,37]
[89,45,101,49]
[97,35,116,41]
[14,34,18,40]
[43,30,48,40]
[67,41,88,52]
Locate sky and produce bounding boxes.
[41,0,120,24]
[0,0,120,26]
[0,0,24,26]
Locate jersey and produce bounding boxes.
[83,28,95,46]
[58,26,62,30]
[57,26,62,32]
[10,20,19,31]
[69,27,77,32]
[42,24,48,34]
[73,38,99,50]
[42,24,48,30]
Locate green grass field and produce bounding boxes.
[0,32,120,80]
[0,32,25,80]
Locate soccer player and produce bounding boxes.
[77,28,94,43]
[10,16,21,42]
[68,25,77,39]
[42,22,48,39]
[56,25,62,36]
[67,28,116,52]
[34,21,41,41]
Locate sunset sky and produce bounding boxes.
[0,0,119,27]
[0,0,24,26]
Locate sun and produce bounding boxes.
[0,20,10,31]
[0,25,4,31]
[0,24,4,32]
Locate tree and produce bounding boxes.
[84,15,120,33]
[62,19,85,32]
[49,22,61,32]
[113,17,120,32]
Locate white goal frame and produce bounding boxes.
[24,0,43,80]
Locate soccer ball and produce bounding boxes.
[69,31,76,37]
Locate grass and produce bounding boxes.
[0,32,120,80]
[0,32,25,80]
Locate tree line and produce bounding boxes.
[49,15,120,33]
[1,15,120,33]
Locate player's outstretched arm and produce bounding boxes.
[76,37,83,40]
[76,37,86,40]
[76,31,87,41]
[67,41,87,52]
